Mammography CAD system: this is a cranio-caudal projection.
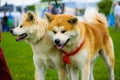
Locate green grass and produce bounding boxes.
[0,27,120,80]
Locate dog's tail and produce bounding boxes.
[84,8,107,27]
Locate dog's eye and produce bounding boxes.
[20,25,23,28]
[61,30,66,33]
[53,31,57,34]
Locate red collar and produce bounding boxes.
[61,40,84,64]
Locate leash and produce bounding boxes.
[48,0,58,8]
[55,0,58,8]
[48,0,51,5]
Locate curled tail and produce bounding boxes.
[84,8,108,27]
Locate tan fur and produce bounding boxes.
[46,11,114,80]
[10,12,67,80]
[47,14,77,31]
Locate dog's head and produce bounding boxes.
[10,11,39,42]
[45,13,79,49]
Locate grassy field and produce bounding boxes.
[0,27,120,80]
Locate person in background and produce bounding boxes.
[59,3,65,14]
[41,4,60,18]
[113,1,120,31]
[75,9,81,16]
[0,28,12,80]
[47,4,59,15]
[41,7,48,18]
[8,12,14,30]
[1,12,9,32]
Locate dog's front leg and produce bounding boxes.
[35,65,46,80]
[68,65,79,80]
[35,70,39,80]
[58,66,67,80]
[81,62,90,80]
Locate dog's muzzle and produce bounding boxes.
[55,39,60,45]
[10,29,27,41]
[16,33,27,41]
[55,38,70,49]
[10,29,13,34]
[10,29,16,36]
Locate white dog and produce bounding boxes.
[10,11,67,80]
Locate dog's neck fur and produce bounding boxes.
[30,32,55,55]
[25,19,55,53]
[25,19,46,44]
[25,31,45,45]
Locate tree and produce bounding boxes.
[27,5,35,11]
[97,0,112,16]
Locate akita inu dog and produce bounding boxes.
[10,11,66,80]
[45,9,114,80]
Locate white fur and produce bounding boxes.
[12,26,27,35]
[84,8,98,23]
[11,18,66,80]
[84,8,108,27]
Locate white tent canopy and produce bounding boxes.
[1,0,40,6]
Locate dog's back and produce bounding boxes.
[79,8,111,53]
[82,8,114,80]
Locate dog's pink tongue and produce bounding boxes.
[16,37,21,41]
[56,45,63,49]
[16,35,23,41]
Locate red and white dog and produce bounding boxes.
[45,9,114,80]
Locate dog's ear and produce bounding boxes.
[68,17,78,26]
[45,12,54,23]
[27,11,35,21]
[22,13,27,20]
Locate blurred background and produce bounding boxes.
[0,0,119,31]
[0,0,120,80]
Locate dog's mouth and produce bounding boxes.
[16,33,27,41]
[56,39,70,49]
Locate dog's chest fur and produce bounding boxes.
[34,52,56,69]
[31,36,61,69]
[68,49,89,67]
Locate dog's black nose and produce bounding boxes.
[55,39,60,45]
[10,29,13,34]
